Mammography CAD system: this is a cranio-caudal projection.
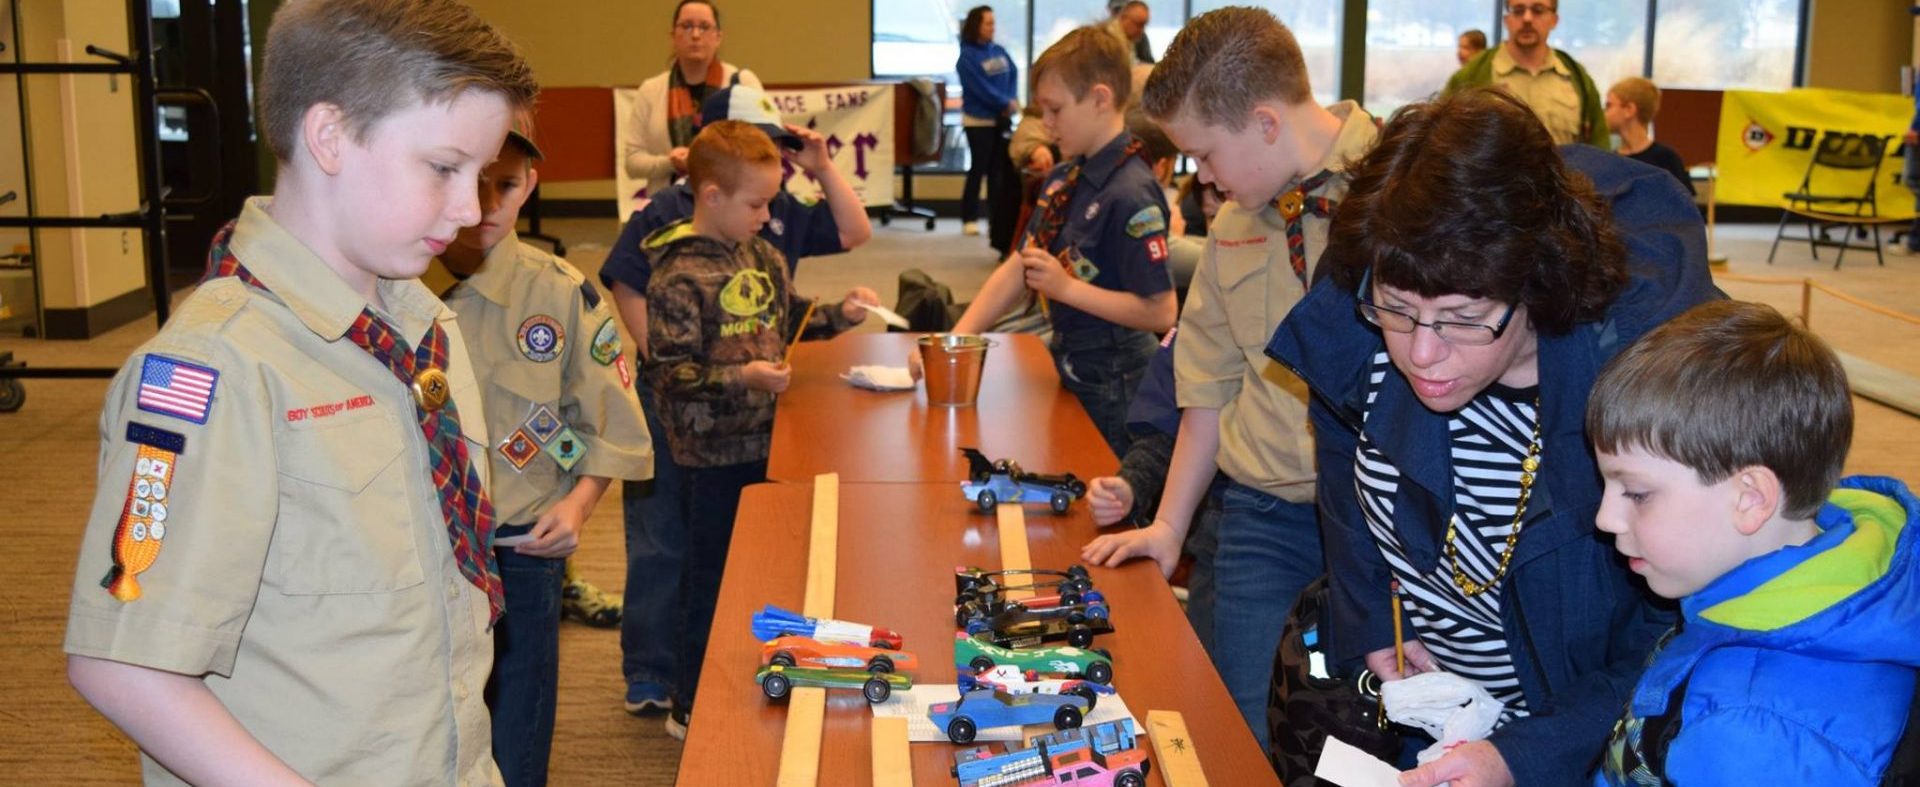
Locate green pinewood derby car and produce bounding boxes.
[952,632,1114,685]
[755,664,912,703]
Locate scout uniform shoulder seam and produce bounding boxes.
[143,278,253,362]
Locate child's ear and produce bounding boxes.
[1730,465,1785,535]
[524,165,540,193]
[302,102,350,176]
[1253,105,1283,145]
[1089,83,1114,113]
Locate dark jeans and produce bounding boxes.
[1051,326,1158,458]
[669,458,768,711]
[1906,148,1920,250]
[622,386,684,693]
[1183,485,1225,656]
[486,544,565,787]
[1209,482,1323,751]
[962,119,1010,224]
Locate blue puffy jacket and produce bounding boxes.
[1266,146,1721,786]
[1596,476,1920,786]
[957,40,1017,122]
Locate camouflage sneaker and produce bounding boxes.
[562,575,623,628]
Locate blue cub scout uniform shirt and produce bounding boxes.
[599,183,844,295]
[1022,130,1174,336]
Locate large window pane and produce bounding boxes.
[875,0,1030,94]
[1032,1,1180,63]
[1651,0,1798,91]
[1364,0,1496,116]
[1547,1,1648,93]
[1191,1,1343,106]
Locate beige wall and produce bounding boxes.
[1805,0,1911,94]
[21,0,145,312]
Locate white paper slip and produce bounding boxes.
[841,365,917,391]
[493,534,535,547]
[1314,735,1404,787]
[870,684,1139,743]
[855,301,911,329]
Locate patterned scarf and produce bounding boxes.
[1273,169,1339,288]
[1018,137,1152,254]
[205,222,505,624]
[666,59,728,148]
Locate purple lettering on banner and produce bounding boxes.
[771,94,807,115]
[851,132,879,180]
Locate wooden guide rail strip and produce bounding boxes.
[776,474,841,787]
[1716,272,1920,329]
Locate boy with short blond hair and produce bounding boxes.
[951,25,1177,458]
[427,113,653,786]
[63,0,536,783]
[1080,5,1379,749]
[642,119,879,737]
[1588,299,1918,785]
[1604,76,1694,195]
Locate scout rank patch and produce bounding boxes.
[1063,247,1099,282]
[589,317,621,366]
[102,423,186,601]
[1125,205,1166,238]
[500,429,541,470]
[517,315,564,362]
[544,427,587,472]
[524,404,564,444]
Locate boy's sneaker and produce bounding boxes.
[961,221,980,236]
[665,707,690,741]
[1888,244,1920,257]
[561,576,622,628]
[625,681,671,715]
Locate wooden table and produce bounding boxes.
[767,333,1121,484]
[676,482,1278,786]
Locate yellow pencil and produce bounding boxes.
[787,298,818,361]
[1391,579,1405,675]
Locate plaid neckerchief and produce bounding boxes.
[666,59,729,148]
[1018,137,1151,255]
[205,222,505,625]
[1274,169,1339,288]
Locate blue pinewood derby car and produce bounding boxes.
[958,448,1088,514]
[927,686,1091,744]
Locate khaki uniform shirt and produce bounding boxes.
[1174,102,1379,503]
[64,198,502,786]
[1493,45,1583,146]
[429,234,653,526]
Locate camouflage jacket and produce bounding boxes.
[642,221,851,467]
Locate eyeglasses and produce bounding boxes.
[1506,4,1556,17]
[675,21,716,35]
[1354,268,1518,347]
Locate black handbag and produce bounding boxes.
[1267,575,1405,783]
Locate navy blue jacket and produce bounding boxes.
[598,183,843,296]
[1266,147,1720,785]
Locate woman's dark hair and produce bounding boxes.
[673,0,719,29]
[961,6,993,45]
[1326,88,1628,336]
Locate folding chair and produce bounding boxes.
[1768,132,1893,269]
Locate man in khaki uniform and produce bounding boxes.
[63,2,535,783]
[1080,8,1379,748]
[428,118,652,787]
[1444,1,1609,148]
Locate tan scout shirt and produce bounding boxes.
[64,198,502,787]
[1493,45,1583,146]
[1174,102,1379,503]
[430,234,654,525]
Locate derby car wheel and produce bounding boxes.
[969,655,996,672]
[867,656,894,673]
[1053,704,1083,730]
[976,489,997,513]
[770,652,796,668]
[947,717,978,744]
[863,676,892,703]
[1067,624,1094,648]
[761,673,792,699]
[1085,661,1113,684]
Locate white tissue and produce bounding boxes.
[1381,670,1505,766]
[841,365,917,391]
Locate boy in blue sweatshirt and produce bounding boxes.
[1584,299,1920,786]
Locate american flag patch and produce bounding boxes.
[136,355,218,424]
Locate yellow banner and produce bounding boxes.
[1715,88,1914,218]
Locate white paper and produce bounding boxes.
[870,684,1139,743]
[1314,735,1404,787]
[841,365,917,391]
[493,534,534,547]
[855,301,911,329]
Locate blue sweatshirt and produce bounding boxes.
[957,40,1017,121]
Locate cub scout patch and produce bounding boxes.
[136,355,218,424]
[589,318,621,366]
[1064,247,1100,282]
[1146,235,1169,264]
[524,404,564,444]
[545,427,587,472]
[102,434,182,601]
[500,429,541,470]
[518,315,564,362]
[1125,205,1167,238]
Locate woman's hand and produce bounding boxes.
[1364,639,1438,681]
[1398,740,1513,787]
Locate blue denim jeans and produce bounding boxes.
[622,385,684,692]
[1208,481,1323,751]
[1905,147,1920,250]
[486,545,565,787]
[670,458,768,711]
[1183,485,1225,656]
[1051,326,1158,458]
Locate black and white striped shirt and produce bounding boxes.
[1354,352,1535,721]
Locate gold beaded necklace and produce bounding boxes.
[1444,396,1542,597]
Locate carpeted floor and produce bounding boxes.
[0,216,1916,784]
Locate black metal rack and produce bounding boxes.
[0,0,171,411]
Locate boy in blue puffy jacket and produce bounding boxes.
[1587,299,1920,786]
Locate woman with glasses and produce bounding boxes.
[1268,89,1717,787]
[622,0,763,202]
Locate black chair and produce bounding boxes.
[1768,132,1892,269]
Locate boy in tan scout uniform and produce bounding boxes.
[1080,6,1379,750]
[61,1,535,784]
[426,114,651,786]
